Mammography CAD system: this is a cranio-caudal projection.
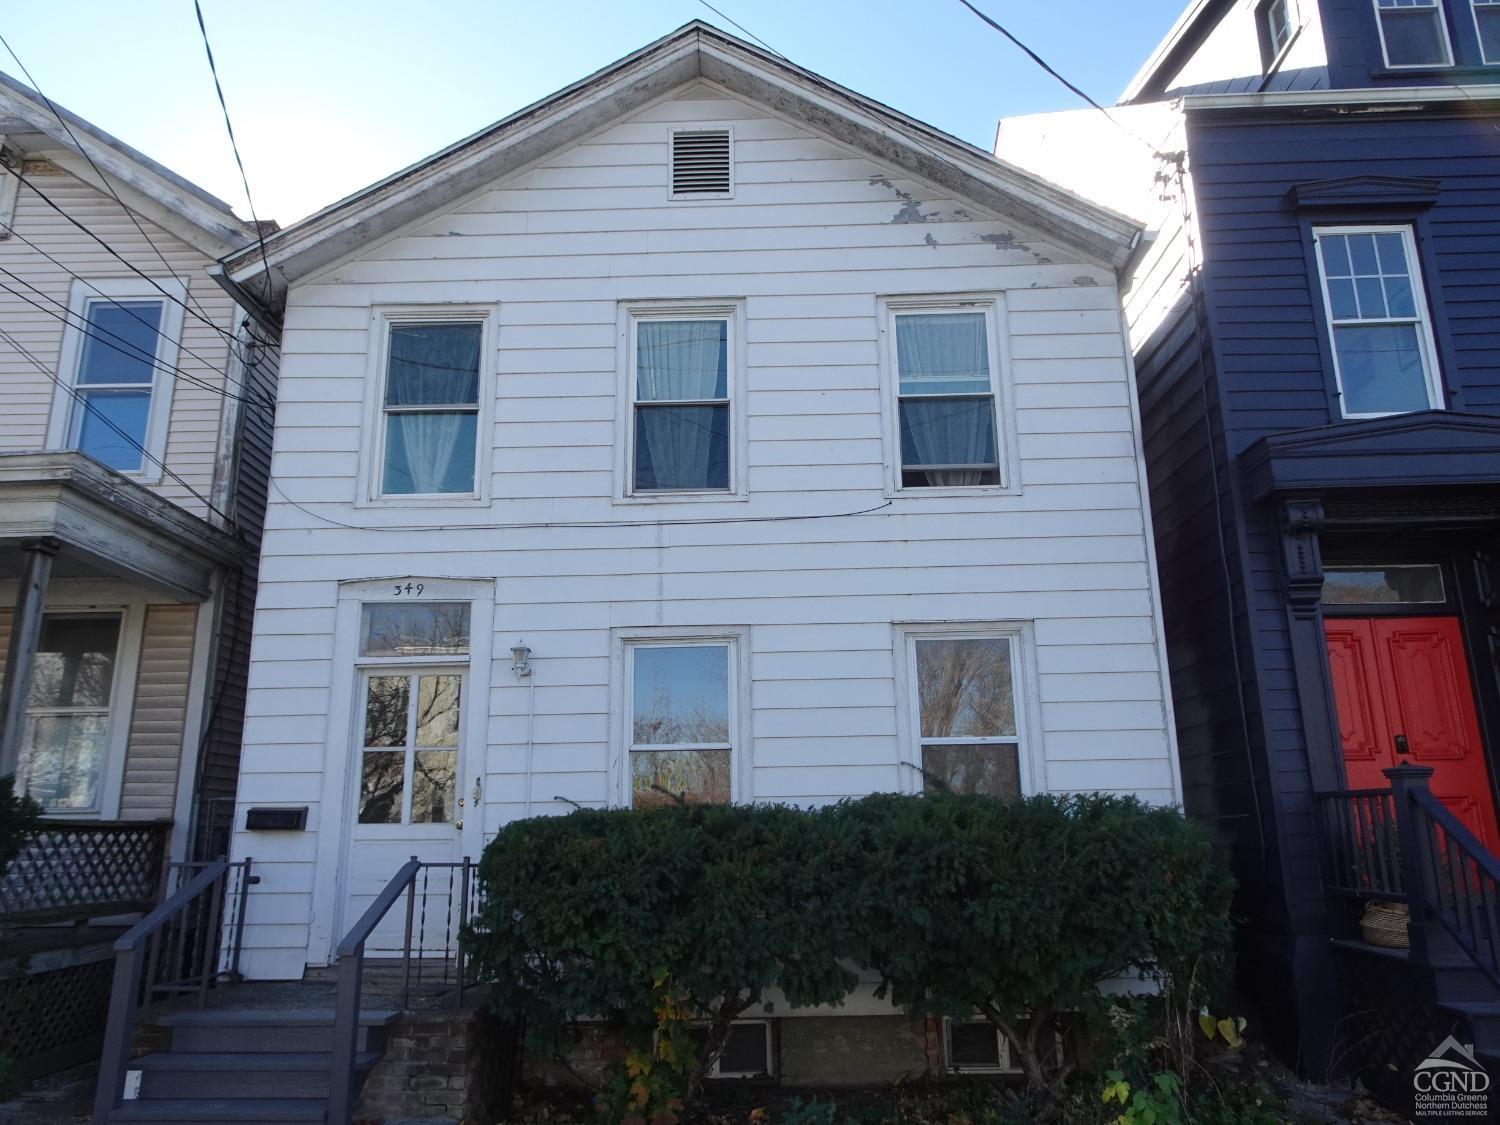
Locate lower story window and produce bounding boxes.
[17,613,122,813]
[628,640,733,807]
[907,631,1024,798]
[945,1017,1021,1074]
[358,670,461,824]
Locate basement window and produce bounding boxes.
[670,128,733,199]
[691,1021,773,1079]
[944,1018,1021,1075]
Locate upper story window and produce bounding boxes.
[884,299,1007,491]
[1474,0,1500,61]
[48,278,186,480]
[1261,0,1295,65]
[1373,0,1454,67]
[1313,226,1444,418]
[627,639,734,808]
[623,303,745,497]
[377,320,483,497]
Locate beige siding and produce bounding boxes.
[0,161,238,521]
[119,604,197,820]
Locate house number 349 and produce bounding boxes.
[392,582,425,596]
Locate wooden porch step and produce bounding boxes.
[131,1050,379,1100]
[107,1098,328,1123]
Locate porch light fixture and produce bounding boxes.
[511,643,532,678]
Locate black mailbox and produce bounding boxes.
[245,806,308,831]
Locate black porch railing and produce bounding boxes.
[328,857,483,1125]
[91,857,257,1123]
[0,819,171,924]
[1316,763,1500,990]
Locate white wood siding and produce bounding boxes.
[0,163,239,521]
[234,83,1178,978]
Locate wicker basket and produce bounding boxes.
[1360,901,1410,949]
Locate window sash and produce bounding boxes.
[1265,0,1294,56]
[625,640,735,806]
[376,320,484,498]
[67,298,169,473]
[889,306,1002,490]
[1313,226,1441,418]
[1373,0,1454,67]
[1475,0,1500,62]
[630,316,733,494]
[357,669,462,825]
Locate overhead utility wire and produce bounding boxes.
[0,322,235,525]
[192,0,275,296]
[0,30,223,331]
[0,221,275,408]
[952,0,1163,155]
[694,0,787,58]
[0,267,270,410]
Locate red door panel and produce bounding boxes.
[1325,616,1500,853]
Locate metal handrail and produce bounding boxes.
[1407,786,1500,990]
[329,856,422,1125]
[92,857,257,1121]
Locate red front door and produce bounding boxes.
[1325,615,1500,850]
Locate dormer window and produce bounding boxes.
[1474,0,1500,62]
[1260,0,1294,66]
[669,128,732,199]
[1373,0,1454,67]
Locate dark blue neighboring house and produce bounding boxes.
[1000,0,1500,1107]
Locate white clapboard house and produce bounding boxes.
[205,19,1179,1086]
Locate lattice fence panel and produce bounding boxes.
[0,820,168,921]
[0,956,113,1077]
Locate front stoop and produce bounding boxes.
[106,1009,396,1124]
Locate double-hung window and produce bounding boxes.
[51,279,185,477]
[376,319,484,498]
[629,314,732,493]
[1313,227,1443,417]
[626,640,734,807]
[887,301,1005,490]
[355,602,470,825]
[17,614,122,813]
[1261,0,1295,64]
[905,629,1026,798]
[1475,0,1500,61]
[1373,0,1454,66]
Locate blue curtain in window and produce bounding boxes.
[896,314,996,486]
[383,323,481,494]
[635,321,729,490]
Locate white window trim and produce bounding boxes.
[1372,0,1455,68]
[892,622,1043,798]
[307,577,495,967]
[614,300,748,505]
[357,303,497,507]
[1261,0,1301,70]
[0,167,18,235]
[1473,0,1500,63]
[877,293,1019,498]
[46,277,187,484]
[705,1020,773,1079]
[610,625,751,807]
[12,592,146,821]
[942,1016,1023,1075]
[667,125,735,202]
[1312,225,1445,419]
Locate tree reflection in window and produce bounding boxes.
[358,672,461,824]
[914,636,1020,799]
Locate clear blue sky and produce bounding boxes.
[2,1,1186,224]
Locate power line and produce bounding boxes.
[192,0,275,301]
[953,0,1163,155]
[0,321,236,526]
[0,267,271,411]
[694,0,786,59]
[4,161,243,345]
[0,220,277,407]
[0,30,224,331]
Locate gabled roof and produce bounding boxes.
[215,21,1141,316]
[0,71,255,258]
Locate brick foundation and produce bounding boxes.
[356,1005,510,1122]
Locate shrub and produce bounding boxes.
[838,793,1233,1114]
[464,802,864,1099]
[0,774,42,878]
[465,793,1232,1119]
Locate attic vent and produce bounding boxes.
[670,129,732,198]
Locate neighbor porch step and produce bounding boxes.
[106,1098,328,1123]
[131,1050,379,1100]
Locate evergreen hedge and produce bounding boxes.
[463,792,1232,1110]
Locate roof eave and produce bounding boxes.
[222,23,1141,304]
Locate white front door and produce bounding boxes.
[339,600,476,955]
